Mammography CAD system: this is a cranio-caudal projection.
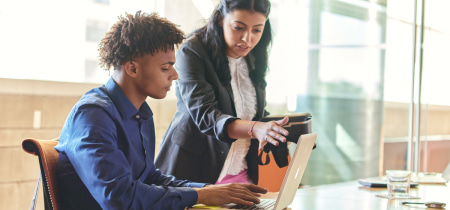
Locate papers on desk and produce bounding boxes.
[190,204,221,209]
[358,177,419,188]
[358,177,421,200]
[375,194,420,200]
[358,172,449,188]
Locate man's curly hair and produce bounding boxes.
[98,11,185,71]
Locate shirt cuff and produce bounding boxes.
[183,182,209,188]
[177,187,199,207]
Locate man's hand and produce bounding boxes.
[194,183,268,206]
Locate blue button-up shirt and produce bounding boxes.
[55,77,206,209]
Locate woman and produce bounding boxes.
[155,0,289,185]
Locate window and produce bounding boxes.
[86,19,109,43]
[92,0,110,5]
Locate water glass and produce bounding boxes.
[386,170,412,198]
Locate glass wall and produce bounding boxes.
[382,0,450,176]
[267,0,387,185]
[412,0,450,173]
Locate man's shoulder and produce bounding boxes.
[76,86,117,113]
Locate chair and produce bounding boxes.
[22,138,60,210]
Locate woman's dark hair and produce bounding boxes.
[99,11,185,71]
[192,0,272,88]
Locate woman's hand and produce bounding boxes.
[253,116,289,151]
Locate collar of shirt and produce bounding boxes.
[104,77,153,122]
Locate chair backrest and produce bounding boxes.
[22,138,60,210]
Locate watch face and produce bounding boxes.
[425,202,446,208]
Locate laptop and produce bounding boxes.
[192,133,317,210]
[443,162,450,181]
[411,161,450,184]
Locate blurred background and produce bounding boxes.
[1,0,449,209]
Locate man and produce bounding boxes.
[55,11,267,209]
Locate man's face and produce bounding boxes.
[133,49,178,99]
[222,9,267,58]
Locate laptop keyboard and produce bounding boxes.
[230,199,275,210]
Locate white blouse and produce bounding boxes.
[217,56,257,183]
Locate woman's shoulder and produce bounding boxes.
[180,35,208,56]
[185,34,202,45]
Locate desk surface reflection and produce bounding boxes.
[288,180,449,210]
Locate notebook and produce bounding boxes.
[192,133,317,210]
[358,177,419,188]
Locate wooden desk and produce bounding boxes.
[288,181,449,209]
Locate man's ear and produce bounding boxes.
[124,60,137,76]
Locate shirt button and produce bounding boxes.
[136,115,141,119]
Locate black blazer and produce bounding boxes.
[155,36,267,184]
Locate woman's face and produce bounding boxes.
[222,9,267,58]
